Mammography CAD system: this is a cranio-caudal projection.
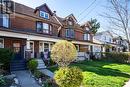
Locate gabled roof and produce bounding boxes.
[35,3,53,15]
[65,14,77,23]
[95,31,114,37]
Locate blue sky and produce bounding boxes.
[13,0,109,31]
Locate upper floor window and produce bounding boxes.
[43,23,49,33]
[84,34,90,40]
[36,22,42,32]
[86,27,89,31]
[66,29,74,38]
[39,11,49,19]
[68,20,73,25]
[0,14,9,28]
[36,22,50,34]
[0,38,4,48]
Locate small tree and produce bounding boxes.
[54,67,83,87]
[51,40,77,67]
[89,18,100,34]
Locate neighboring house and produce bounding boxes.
[94,31,116,52]
[0,1,97,62]
[113,37,129,52]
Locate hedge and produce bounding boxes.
[102,52,130,63]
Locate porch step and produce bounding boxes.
[10,59,27,71]
[36,59,46,69]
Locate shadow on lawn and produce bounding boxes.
[72,61,130,78]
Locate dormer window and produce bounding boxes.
[39,11,49,19]
[68,20,73,25]
[86,27,89,31]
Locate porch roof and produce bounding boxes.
[0,29,100,46]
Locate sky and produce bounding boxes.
[12,0,109,32]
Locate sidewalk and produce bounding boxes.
[123,80,130,87]
[39,69,54,78]
[12,70,41,87]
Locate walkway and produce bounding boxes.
[39,69,54,78]
[12,70,41,87]
[123,80,130,87]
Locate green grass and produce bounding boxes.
[49,61,130,87]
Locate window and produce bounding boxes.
[0,14,9,28]
[84,34,90,40]
[86,27,89,31]
[40,11,49,19]
[75,45,79,52]
[44,43,49,52]
[36,22,42,32]
[13,43,20,53]
[0,38,4,48]
[43,23,49,33]
[66,29,74,38]
[68,21,73,25]
[36,22,50,34]
[50,25,52,34]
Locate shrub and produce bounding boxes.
[102,52,129,63]
[27,59,38,71]
[33,70,42,78]
[0,48,14,70]
[54,67,83,87]
[51,40,77,67]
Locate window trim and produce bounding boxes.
[0,13,10,28]
[0,38,4,48]
[65,29,75,38]
[39,11,49,19]
[36,21,51,34]
[84,33,90,40]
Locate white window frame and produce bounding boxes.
[2,14,9,28]
[39,42,52,52]
[40,11,49,19]
[0,38,4,48]
[66,29,74,38]
[84,34,90,40]
[43,23,49,33]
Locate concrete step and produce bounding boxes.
[10,59,27,71]
[36,59,46,69]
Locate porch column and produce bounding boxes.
[25,40,31,59]
[49,43,51,51]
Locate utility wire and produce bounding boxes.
[77,0,97,18]
[78,0,100,23]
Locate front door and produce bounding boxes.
[30,41,34,58]
[13,42,22,60]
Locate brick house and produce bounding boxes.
[0,1,98,61]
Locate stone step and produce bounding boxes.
[36,59,46,69]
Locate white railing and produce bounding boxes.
[76,52,90,61]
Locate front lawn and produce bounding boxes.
[49,61,130,87]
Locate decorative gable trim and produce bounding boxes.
[65,14,77,23]
[34,3,53,16]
